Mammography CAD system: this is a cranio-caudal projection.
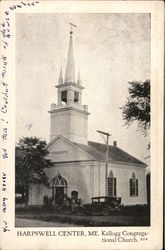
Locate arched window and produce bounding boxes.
[130,172,138,196]
[108,170,117,197]
[51,173,68,202]
[52,174,68,188]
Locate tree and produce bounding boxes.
[122,80,151,208]
[121,80,150,134]
[15,137,53,206]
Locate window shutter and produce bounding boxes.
[136,179,138,196]
[130,179,132,196]
[114,178,116,196]
[108,177,113,196]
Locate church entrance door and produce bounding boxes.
[55,187,64,206]
[51,173,68,206]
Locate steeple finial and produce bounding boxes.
[64,23,77,84]
[77,69,82,85]
[58,66,63,84]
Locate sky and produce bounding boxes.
[16,13,150,164]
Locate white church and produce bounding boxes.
[28,29,147,206]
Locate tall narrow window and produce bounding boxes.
[61,90,67,103]
[130,172,138,196]
[74,91,79,102]
[108,170,117,197]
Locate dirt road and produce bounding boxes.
[15,217,76,227]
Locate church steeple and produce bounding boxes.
[49,25,90,144]
[58,66,63,84]
[64,30,75,84]
[77,69,82,85]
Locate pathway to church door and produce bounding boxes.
[55,187,64,206]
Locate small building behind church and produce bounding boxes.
[28,29,147,207]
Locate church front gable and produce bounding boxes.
[46,136,95,162]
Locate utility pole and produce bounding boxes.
[97,130,111,196]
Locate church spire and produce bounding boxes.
[58,66,63,84]
[64,30,75,84]
[77,69,82,85]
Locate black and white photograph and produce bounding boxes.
[0,1,164,249]
[15,13,151,227]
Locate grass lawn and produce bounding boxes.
[15,206,150,227]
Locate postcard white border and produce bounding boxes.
[0,1,164,250]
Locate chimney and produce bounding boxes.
[113,141,117,147]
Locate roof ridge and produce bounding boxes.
[88,140,115,147]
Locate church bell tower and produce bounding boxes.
[49,28,90,144]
